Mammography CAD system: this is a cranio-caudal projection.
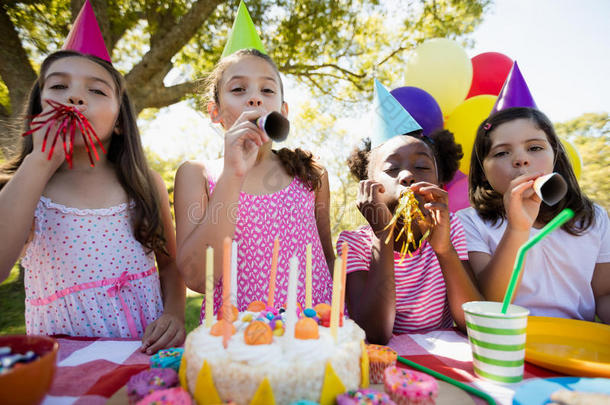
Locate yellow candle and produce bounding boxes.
[305,243,312,309]
[222,237,232,348]
[205,246,214,328]
[330,257,342,342]
[267,237,280,308]
[340,242,348,319]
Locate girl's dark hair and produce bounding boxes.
[205,48,323,190]
[469,107,594,235]
[0,50,167,253]
[347,129,463,186]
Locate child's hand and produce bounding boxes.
[411,182,451,255]
[28,105,66,171]
[223,110,270,178]
[504,173,542,232]
[140,313,185,354]
[357,180,393,237]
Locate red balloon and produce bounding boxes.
[466,52,513,99]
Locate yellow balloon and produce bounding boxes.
[444,95,497,175]
[404,38,473,118]
[561,138,582,180]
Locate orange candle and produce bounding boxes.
[340,242,348,319]
[267,237,280,308]
[222,237,232,348]
[329,257,342,342]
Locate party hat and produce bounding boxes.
[62,0,111,62]
[221,1,266,58]
[490,61,537,114]
[370,79,422,148]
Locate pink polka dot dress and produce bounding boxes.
[202,175,333,319]
[22,196,163,338]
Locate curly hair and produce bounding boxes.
[469,107,594,235]
[347,130,463,186]
[204,48,323,191]
[0,50,166,254]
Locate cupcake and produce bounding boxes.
[383,366,438,405]
[150,348,184,372]
[366,344,397,384]
[127,368,179,404]
[337,389,396,405]
[136,387,192,405]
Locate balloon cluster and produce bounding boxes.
[391,39,581,212]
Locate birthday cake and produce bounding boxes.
[181,302,368,405]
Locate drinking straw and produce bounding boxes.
[501,208,574,313]
[397,356,497,405]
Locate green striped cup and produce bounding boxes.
[462,301,529,384]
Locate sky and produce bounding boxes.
[140,0,610,160]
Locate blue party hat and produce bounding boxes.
[370,79,422,148]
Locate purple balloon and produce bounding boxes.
[390,86,444,136]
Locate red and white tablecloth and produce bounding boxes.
[41,330,562,405]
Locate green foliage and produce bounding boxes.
[555,113,610,212]
[0,265,26,335]
[185,293,203,333]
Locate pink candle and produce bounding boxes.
[267,238,280,308]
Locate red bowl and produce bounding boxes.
[0,335,59,405]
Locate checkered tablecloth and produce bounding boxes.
[388,329,561,405]
[42,336,149,405]
[41,330,561,405]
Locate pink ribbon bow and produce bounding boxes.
[107,271,148,338]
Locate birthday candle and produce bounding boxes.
[305,243,312,309]
[330,257,342,342]
[285,256,299,339]
[267,237,279,308]
[205,246,214,328]
[222,237,232,348]
[231,240,238,307]
[340,242,348,319]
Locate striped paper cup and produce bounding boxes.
[462,301,529,384]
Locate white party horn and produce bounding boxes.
[253,111,290,142]
[533,173,568,206]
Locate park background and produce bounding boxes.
[1,0,608,334]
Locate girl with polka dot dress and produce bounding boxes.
[0,48,185,353]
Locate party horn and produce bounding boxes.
[533,173,567,206]
[253,111,289,141]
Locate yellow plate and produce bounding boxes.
[525,316,610,377]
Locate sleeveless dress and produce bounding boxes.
[201,174,333,319]
[22,196,163,338]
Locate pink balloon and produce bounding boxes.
[466,52,513,99]
[445,170,470,212]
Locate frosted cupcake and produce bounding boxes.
[337,389,396,405]
[383,366,438,405]
[366,344,397,384]
[136,387,192,405]
[127,368,178,404]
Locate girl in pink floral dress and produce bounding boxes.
[174,49,334,316]
[0,50,184,354]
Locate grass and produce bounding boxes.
[0,264,203,336]
[0,265,26,335]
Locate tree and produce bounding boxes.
[555,112,610,212]
[1,0,490,155]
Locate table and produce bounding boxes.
[41,330,561,405]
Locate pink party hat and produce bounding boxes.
[491,61,537,114]
[62,0,111,63]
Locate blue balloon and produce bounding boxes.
[390,86,444,136]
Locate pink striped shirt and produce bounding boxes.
[336,213,468,334]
